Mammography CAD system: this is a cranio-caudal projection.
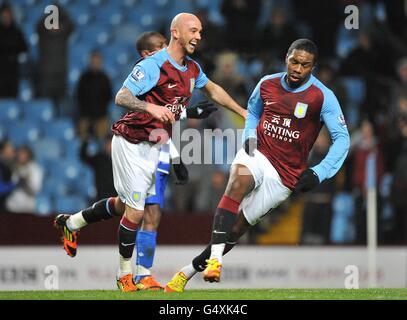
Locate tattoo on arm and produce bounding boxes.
[115,87,149,113]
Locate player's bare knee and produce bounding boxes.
[114,197,125,216]
[124,206,144,224]
[225,165,254,200]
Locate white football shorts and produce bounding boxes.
[111,134,160,210]
[231,148,292,225]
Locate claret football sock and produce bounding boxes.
[210,195,240,243]
[82,197,117,223]
[67,198,117,231]
[118,216,138,263]
[208,195,240,262]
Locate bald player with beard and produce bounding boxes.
[55,13,247,292]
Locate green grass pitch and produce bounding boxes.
[0,289,406,300]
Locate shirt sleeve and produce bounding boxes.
[194,62,209,89]
[311,89,350,182]
[242,78,264,145]
[123,58,161,96]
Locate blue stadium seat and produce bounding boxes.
[22,99,54,122]
[42,119,75,142]
[63,137,81,160]
[79,24,111,47]
[55,196,88,214]
[32,138,63,161]
[75,164,97,199]
[36,193,54,216]
[0,125,6,141]
[69,43,93,69]
[95,6,125,26]
[41,173,70,197]
[109,101,126,123]
[341,77,366,105]
[0,99,22,122]
[50,159,82,183]
[8,120,41,146]
[19,79,34,101]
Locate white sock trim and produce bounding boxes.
[210,243,225,264]
[180,263,198,280]
[119,256,133,277]
[66,212,87,231]
[135,265,151,277]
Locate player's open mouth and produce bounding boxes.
[189,41,197,50]
[289,74,301,81]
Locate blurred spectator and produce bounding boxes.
[382,0,407,48]
[211,51,248,129]
[292,0,342,59]
[389,95,407,244]
[5,146,43,213]
[300,129,335,244]
[0,140,16,211]
[260,7,299,61]
[0,2,27,97]
[350,119,385,244]
[194,8,221,75]
[341,31,378,80]
[393,57,407,104]
[316,62,348,108]
[77,50,112,140]
[221,0,262,53]
[36,3,74,114]
[80,136,116,200]
[340,31,388,123]
[197,168,227,212]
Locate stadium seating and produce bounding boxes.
[35,193,53,216]
[21,99,54,123]
[55,195,88,214]
[31,138,63,161]
[0,99,21,122]
[7,120,41,146]
[42,119,75,142]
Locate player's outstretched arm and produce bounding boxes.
[242,78,265,156]
[201,80,247,119]
[310,90,350,183]
[115,86,175,123]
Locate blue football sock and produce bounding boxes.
[135,230,157,281]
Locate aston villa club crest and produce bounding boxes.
[294,102,308,118]
[132,191,142,203]
[190,78,195,93]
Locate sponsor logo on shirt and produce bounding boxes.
[263,117,300,143]
[164,96,189,118]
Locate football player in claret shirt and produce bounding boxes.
[54,31,218,291]
[165,39,350,292]
[55,13,247,292]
